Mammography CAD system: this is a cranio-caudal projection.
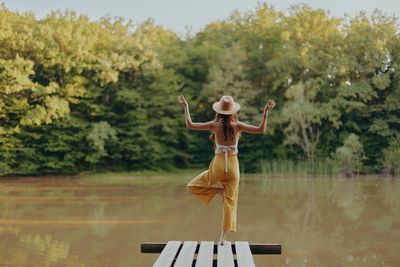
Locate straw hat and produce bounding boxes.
[212,95,240,115]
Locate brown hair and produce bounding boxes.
[209,113,239,146]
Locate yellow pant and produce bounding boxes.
[187,154,240,232]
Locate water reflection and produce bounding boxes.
[0,175,399,266]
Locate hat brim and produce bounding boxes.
[212,102,241,115]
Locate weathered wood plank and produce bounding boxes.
[235,241,255,267]
[174,241,197,267]
[217,242,234,267]
[248,243,282,255]
[141,242,281,255]
[195,241,214,267]
[141,243,167,253]
[152,241,181,267]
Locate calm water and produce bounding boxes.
[0,173,399,267]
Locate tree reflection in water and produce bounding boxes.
[0,175,399,267]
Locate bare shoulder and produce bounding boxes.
[202,120,217,129]
[207,120,217,128]
[233,121,245,131]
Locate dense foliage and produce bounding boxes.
[1,3,399,175]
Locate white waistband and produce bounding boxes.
[215,145,238,173]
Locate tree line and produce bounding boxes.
[0,3,399,176]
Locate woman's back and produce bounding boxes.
[213,120,240,146]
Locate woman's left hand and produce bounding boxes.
[264,99,276,112]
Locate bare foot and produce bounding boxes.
[218,239,229,246]
[219,230,228,245]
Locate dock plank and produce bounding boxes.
[195,241,214,267]
[174,241,197,267]
[152,241,181,267]
[141,242,281,255]
[235,241,255,267]
[217,242,234,267]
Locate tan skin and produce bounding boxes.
[177,95,276,245]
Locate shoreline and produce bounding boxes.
[0,170,397,181]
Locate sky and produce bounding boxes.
[1,0,400,34]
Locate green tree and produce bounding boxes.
[280,81,323,168]
[203,44,258,123]
[85,121,117,168]
[381,134,400,176]
[331,134,364,177]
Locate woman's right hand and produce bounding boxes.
[178,95,188,108]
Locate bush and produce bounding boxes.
[382,134,400,176]
[331,134,364,177]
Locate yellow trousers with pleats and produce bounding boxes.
[187,154,240,232]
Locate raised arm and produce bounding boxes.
[237,99,276,134]
[178,95,214,131]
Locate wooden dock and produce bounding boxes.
[141,241,281,267]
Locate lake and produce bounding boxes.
[0,172,399,267]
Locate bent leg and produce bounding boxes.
[187,170,220,205]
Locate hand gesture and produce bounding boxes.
[177,95,188,108]
[264,99,276,112]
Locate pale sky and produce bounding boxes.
[1,0,399,34]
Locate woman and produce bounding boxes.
[177,95,276,245]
